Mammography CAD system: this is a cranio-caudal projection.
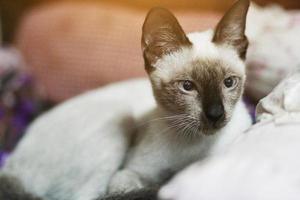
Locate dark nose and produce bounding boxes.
[205,104,224,123]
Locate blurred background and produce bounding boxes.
[1,0,300,164]
[2,0,300,44]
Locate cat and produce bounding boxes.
[0,0,251,199]
[108,0,251,194]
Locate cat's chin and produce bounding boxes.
[201,121,228,136]
[201,128,220,136]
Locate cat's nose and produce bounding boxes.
[205,104,225,123]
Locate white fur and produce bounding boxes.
[2,78,156,200]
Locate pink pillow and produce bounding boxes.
[16,2,220,102]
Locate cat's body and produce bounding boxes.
[0,0,252,199]
[1,78,155,200]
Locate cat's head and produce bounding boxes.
[142,0,250,135]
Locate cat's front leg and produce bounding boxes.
[108,169,145,194]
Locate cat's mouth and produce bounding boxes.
[199,115,228,135]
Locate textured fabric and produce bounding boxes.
[256,71,300,122]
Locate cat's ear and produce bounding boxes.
[213,0,250,59]
[142,7,191,72]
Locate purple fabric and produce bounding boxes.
[243,97,256,123]
[0,49,51,168]
[0,152,9,168]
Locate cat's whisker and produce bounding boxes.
[155,121,189,135]
[170,119,194,139]
[190,121,201,138]
[183,121,197,139]
[167,118,193,134]
[194,123,200,135]
[173,118,202,139]
[135,113,190,128]
[170,118,194,132]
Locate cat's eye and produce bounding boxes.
[223,77,238,89]
[183,81,194,91]
[179,80,195,93]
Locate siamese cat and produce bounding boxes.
[0,0,251,200]
[108,0,251,194]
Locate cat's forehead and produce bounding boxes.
[151,30,245,82]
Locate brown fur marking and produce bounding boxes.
[212,0,250,59]
[142,7,192,72]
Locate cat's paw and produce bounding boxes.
[108,169,144,194]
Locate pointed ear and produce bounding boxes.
[213,0,250,59]
[142,7,191,72]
